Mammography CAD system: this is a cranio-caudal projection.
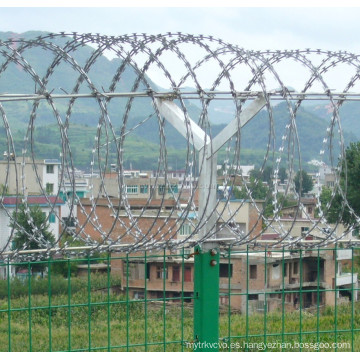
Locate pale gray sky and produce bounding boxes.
[1,4,360,53]
[1,2,360,90]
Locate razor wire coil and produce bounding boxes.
[0,32,359,260]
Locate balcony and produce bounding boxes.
[336,273,358,286]
[336,249,353,260]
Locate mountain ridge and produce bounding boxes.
[0,31,358,171]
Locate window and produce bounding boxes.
[49,212,56,223]
[46,164,54,174]
[219,263,233,278]
[293,261,299,275]
[126,185,138,194]
[134,291,144,300]
[184,266,192,282]
[220,296,229,305]
[248,294,259,300]
[301,227,309,234]
[46,183,54,194]
[158,185,166,195]
[179,223,192,236]
[172,265,180,282]
[249,265,257,279]
[168,184,178,194]
[140,185,148,194]
[125,262,145,280]
[146,263,150,280]
[156,266,168,279]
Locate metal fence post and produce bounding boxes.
[194,245,220,352]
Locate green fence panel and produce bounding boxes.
[0,246,359,352]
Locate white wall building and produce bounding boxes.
[0,157,60,196]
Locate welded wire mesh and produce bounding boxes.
[0,246,358,352]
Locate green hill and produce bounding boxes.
[0,31,358,170]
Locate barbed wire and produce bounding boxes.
[0,32,359,260]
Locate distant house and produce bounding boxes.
[76,197,179,246]
[0,156,60,196]
[90,170,180,200]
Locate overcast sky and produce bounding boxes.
[1,2,360,91]
[1,3,360,53]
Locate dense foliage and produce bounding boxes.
[10,204,55,274]
[321,142,360,228]
[294,170,313,196]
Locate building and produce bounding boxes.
[111,196,358,312]
[0,156,60,196]
[76,197,179,246]
[112,243,358,313]
[114,198,265,305]
[89,171,180,200]
[216,199,264,240]
[59,177,89,233]
[223,247,358,313]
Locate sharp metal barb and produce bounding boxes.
[0,32,358,260]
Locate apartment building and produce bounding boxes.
[115,198,265,305]
[114,196,357,312]
[0,156,60,196]
[226,247,358,313]
[114,244,357,314]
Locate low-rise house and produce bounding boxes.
[0,156,60,196]
[75,191,358,313]
[115,198,265,305]
[231,247,358,313]
[76,197,179,247]
[89,171,180,200]
[116,213,357,312]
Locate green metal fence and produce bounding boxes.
[0,245,359,352]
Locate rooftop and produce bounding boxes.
[1,195,64,207]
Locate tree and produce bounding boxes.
[233,176,268,201]
[10,204,55,274]
[262,193,298,219]
[249,166,273,184]
[262,166,273,184]
[323,142,360,227]
[278,167,287,183]
[318,186,342,223]
[294,170,313,196]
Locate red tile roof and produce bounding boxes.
[2,196,64,207]
[261,233,281,240]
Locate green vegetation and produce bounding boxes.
[1,31,359,171]
[0,276,359,352]
[321,142,360,227]
[294,170,313,196]
[10,205,55,275]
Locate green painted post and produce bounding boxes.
[193,245,220,352]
